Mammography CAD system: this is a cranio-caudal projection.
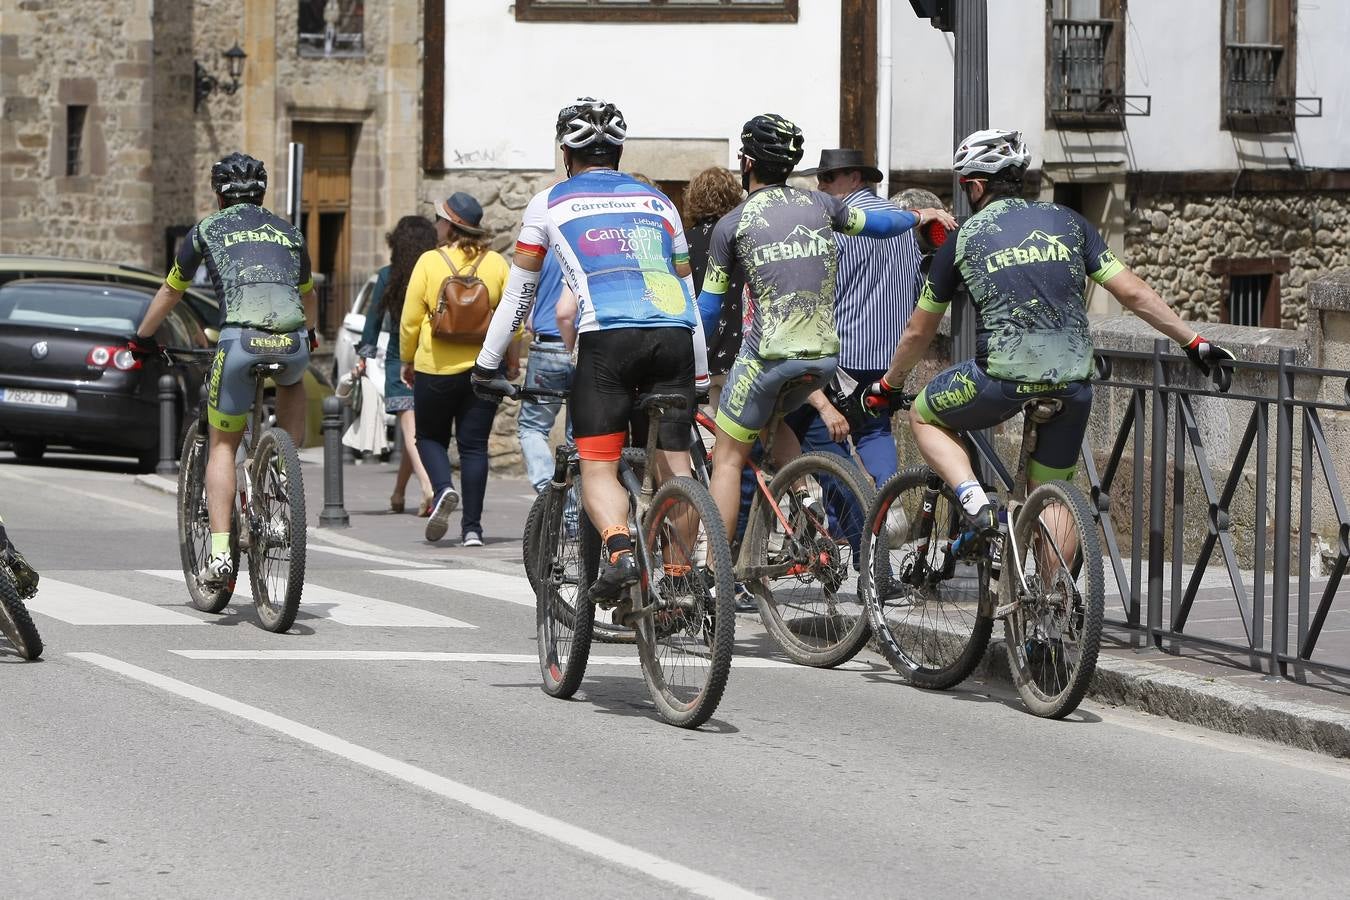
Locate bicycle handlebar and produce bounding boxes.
[862,392,916,413]
[500,384,570,403]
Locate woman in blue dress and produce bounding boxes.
[356,215,439,515]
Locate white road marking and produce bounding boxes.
[28,579,202,625]
[71,653,766,900]
[167,649,875,670]
[374,568,534,607]
[0,467,173,519]
[139,570,473,628]
[306,542,438,569]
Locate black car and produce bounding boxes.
[0,270,214,471]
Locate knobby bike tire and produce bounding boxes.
[523,489,547,598]
[745,452,874,668]
[636,476,736,728]
[536,480,595,698]
[1003,480,1104,719]
[860,466,994,689]
[176,425,238,614]
[248,429,307,633]
[0,567,42,660]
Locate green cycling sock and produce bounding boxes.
[210,532,230,556]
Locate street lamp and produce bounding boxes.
[194,43,247,113]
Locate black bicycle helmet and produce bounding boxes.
[740,114,805,170]
[555,97,628,150]
[210,152,268,201]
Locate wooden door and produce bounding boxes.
[292,122,355,336]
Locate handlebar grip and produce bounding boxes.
[863,394,887,410]
[1213,361,1233,394]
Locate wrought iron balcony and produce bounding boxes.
[1224,43,1322,131]
[1049,18,1150,129]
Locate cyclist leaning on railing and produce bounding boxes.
[131,152,319,588]
[865,129,1235,543]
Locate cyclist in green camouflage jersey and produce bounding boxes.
[867,130,1234,535]
[132,152,318,587]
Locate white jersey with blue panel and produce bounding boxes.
[477,168,707,375]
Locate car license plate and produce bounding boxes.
[1,388,70,408]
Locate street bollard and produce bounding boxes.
[156,374,179,476]
[319,394,350,527]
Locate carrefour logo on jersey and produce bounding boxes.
[570,199,643,213]
[750,225,832,266]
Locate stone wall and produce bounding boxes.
[1124,191,1350,330]
[0,0,158,267]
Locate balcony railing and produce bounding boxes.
[1049,19,1149,128]
[1225,43,1285,118]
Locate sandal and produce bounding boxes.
[416,493,433,517]
[390,493,405,514]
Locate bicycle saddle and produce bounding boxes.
[1023,398,1064,423]
[250,361,288,375]
[637,392,688,413]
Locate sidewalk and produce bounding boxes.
[138,449,1350,758]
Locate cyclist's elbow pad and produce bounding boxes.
[859,208,919,239]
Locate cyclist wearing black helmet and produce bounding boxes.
[132,151,318,587]
[698,114,955,541]
[472,98,710,601]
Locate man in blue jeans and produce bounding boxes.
[517,250,573,492]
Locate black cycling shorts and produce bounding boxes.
[914,359,1092,481]
[572,327,695,461]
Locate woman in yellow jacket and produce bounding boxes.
[399,193,515,545]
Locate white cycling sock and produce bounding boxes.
[955,480,989,518]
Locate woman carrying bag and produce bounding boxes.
[399,193,515,546]
[356,215,438,515]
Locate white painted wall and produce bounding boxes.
[887,0,1349,172]
[442,1,842,171]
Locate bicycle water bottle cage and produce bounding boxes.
[1023,398,1063,423]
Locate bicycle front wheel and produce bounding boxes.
[177,424,238,614]
[1003,480,1104,719]
[860,467,993,689]
[535,480,594,698]
[636,476,735,729]
[744,452,873,668]
[248,429,306,633]
[0,568,42,660]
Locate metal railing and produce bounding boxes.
[1049,19,1150,125]
[1225,43,1285,118]
[1080,340,1350,682]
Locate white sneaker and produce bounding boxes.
[461,530,483,547]
[425,488,460,542]
[885,504,910,549]
[197,552,235,588]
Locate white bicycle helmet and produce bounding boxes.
[952,129,1030,178]
[555,97,628,150]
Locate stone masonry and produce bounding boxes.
[1124,192,1350,330]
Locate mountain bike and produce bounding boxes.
[859,395,1104,719]
[0,548,42,660]
[690,406,875,668]
[514,386,736,729]
[176,353,307,633]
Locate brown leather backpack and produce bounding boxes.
[429,248,492,341]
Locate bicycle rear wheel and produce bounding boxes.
[535,481,594,698]
[636,476,735,729]
[248,428,306,633]
[744,452,873,668]
[1003,480,1104,719]
[0,567,42,660]
[860,467,993,689]
[176,424,237,614]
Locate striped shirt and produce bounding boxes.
[833,188,923,370]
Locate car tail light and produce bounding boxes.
[87,345,142,371]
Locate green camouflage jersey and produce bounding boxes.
[918,198,1123,383]
[166,203,314,333]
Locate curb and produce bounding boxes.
[967,637,1350,758]
[134,473,178,496]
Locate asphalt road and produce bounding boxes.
[4,452,1350,899]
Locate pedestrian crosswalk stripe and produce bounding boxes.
[306,542,438,569]
[28,579,203,626]
[138,570,475,628]
[373,569,534,607]
[168,650,878,670]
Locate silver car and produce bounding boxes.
[333,272,380,384]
